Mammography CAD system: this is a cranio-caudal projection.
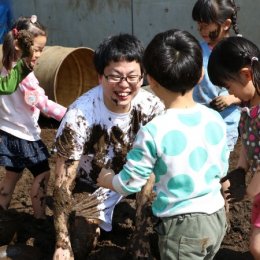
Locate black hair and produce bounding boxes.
[2,16,47,70]
[192,0,240,39]
[93,33,144,75]
[143,29,202,94]
[208,36,260,94]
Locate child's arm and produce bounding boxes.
[21,73,67,121]
[0,59,32,94]
[210,94,241,111]
[247,166,260,198]
[97,125,155,196]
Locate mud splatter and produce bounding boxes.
[55,122,83,158]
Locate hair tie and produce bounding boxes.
[251,56,259,67]
[12,28,18,38]
[251,56,259,62]
[30,15,37,24]
[237,34,243,37]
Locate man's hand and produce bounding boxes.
[97,168,115,190]
[221,167,246,203]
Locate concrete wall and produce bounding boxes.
[11,0,260,49]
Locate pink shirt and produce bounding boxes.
[0,68,67,141]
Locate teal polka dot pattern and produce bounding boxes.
[145,140,157,158]
[120,169,131,182]
[168,199,192,214]
[189,147,208,171]
[178,111,201,126]
[161,130,187,156]
[146,123,157,136]
[167,174,194,197]
[154,157,168,183]
[122,184,140,194]
[153,191,169,214]
[221,146,229,164]
[205,122,224,145]
[205,165,221,184]
[127,147,144,162]
[133,165,151,178]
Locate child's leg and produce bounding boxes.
[249,227,260,259]
[30,170,50,219]
[0,169,22,209]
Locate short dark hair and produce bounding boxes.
[143,29,202,94]
[208,36,260,94]
[93,33,144,75]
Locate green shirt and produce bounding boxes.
[0,59,31,94]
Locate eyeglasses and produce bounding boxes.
[104,74,143,85]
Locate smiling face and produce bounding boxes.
[30,35,47,66]
[100,60,143,113]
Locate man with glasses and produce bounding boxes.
[53,33,164,259]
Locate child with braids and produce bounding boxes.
[0,29,34,94]
[0,15,66,220]
[192,0,242,212]
[208,36,260,260]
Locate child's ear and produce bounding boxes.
[240,67,252,82]
[147,74,157,88]
[197,68,205,84]
[98,74,103,84]
[223,19,232,31]
[14,39,21,51]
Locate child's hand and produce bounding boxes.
[97,168,115,190]
[53,247,73,260]
[221,167,246,203]
[209,95,232,111]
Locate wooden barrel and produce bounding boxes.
[34,46,98,107]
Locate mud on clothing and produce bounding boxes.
[55,85,165,231]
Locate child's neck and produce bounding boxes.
[250,93,260,107]
[162,89,196,109]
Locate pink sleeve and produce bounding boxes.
[21,73,67,121]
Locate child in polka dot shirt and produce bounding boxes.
[98,29,229,260]
[208,36,260,260]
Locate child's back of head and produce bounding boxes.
[143,29,202,94]
[208,36,260,91]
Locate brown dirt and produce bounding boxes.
[0,116,255,260]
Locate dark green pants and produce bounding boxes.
[155,207,227,260]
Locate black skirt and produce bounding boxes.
[0,130,50,168]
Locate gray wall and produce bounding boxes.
[11,0,260,49]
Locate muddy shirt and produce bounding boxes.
[113,104,229,217]
[239,105,260,172]
[55,85,164,188]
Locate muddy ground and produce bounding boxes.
[0,116,255,260]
